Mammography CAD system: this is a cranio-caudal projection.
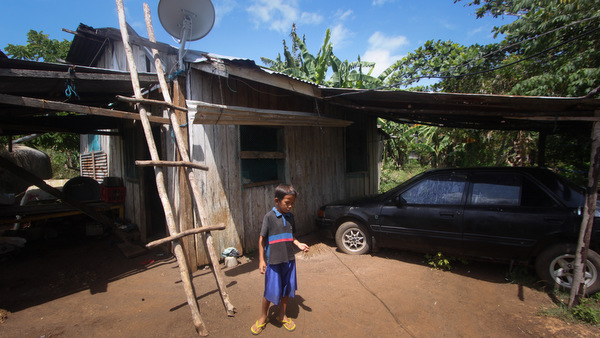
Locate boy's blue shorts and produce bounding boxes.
[264,260,297,305]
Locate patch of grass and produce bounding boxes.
[572,297,600,325]
[425,252,467,271]
[539,292,600,326]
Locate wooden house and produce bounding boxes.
[64,24,383,265]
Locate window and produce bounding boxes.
[469,173,557,207]
[401,174,466,205]
[240,126,285,187]
[346,123,368,173]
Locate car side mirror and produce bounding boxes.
[394,195,406,207]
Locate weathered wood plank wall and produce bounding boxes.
[186,68,371,260]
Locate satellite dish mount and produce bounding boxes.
[158,0,215,72]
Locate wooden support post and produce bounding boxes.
[144,3,236,317]
[537,131,547,167]
[115,1,207,335]
[174,75,197,271]
[569,115,600,308]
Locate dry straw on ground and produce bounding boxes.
[297,243,331,260]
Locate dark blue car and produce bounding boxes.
[317,167,600,293]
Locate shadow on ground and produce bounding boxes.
[0,233,171,312]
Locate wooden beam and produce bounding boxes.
[135,160,209,171]
[0,68,157,83]
[0,93,169,124]
[116,95,188,112]
[192,102,352,127]
[239,151,286,159]
[145,224,226,248]
[330,99,600,120]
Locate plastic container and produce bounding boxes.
[101,186,126,203]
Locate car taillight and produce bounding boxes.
[318,209,324,218]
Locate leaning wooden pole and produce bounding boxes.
[115,1,207,335]
[143,3,235,316]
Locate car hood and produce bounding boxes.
[322,195,383,208]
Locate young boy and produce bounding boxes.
[251,184,309,335]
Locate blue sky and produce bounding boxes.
[1,0,513,76]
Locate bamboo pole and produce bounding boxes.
[143,3,236,317]
[135,160,209,171]
[146,224,226,248]
[116,95,188,111]
[114,1,207,335]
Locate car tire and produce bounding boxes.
[335,221,371,255]
[535,243,600,295]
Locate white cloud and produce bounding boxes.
[335,9,353,21]
[372,0,395,6]
[368,31,408,50]
[467,26,484,38]
[439,19,456,31]
[330,23,352,49]
[214,0,238,25]
[246,0,321,33]
[363,31,408,76]
[299,12,323,25]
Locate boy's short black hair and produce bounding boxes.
[274,184,298,200]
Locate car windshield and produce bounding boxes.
[378,171,430,202]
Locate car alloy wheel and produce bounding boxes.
[536,244,600,294]
[343,229,365,252]
[549,253,598,290]
[335,221,371,255]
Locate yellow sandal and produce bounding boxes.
[251,318,269,335]
[277,317,296,332]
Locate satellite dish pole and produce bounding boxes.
[158,0,215,72]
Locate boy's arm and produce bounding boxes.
[293,238,309,252]
[258,235,267,274]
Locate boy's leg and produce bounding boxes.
[278,296,289,320]
[260,297,270,321]
[277,296,295,331]
[251,298,271,334]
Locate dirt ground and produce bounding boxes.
[1,231,600,338]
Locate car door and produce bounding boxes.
[462,171,568,260]
[375,172,467,254]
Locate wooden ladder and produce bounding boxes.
[115,1,235,335]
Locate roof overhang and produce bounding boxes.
[0,56,162,136]
[321,88,600,132]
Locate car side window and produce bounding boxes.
[469,173,557,207]
[401,174,466,205]
[521,177,558,207]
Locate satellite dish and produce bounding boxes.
[158,0,215,70]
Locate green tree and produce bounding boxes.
[2,31,78,178]
[261,24,381,88]
[458,0,600,97]
[4,30,71,63]
[383,40,507,93]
